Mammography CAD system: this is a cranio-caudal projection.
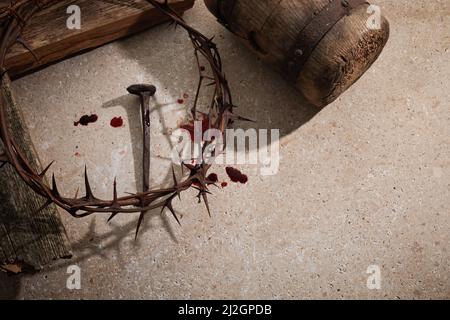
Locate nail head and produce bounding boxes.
[127,84,157,96]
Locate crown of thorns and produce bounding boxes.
[0,0,249,238]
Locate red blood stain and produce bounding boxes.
[74,114,98,126]
[74,152,81,157]
[207,173,218,183]
[183,93,189,99]
[110,116,124,128]
[221,182,228,188]
[179,117,210,142]
[226,167,248,184]
[177,98,184,104]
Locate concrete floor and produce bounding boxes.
[0,0,449,299]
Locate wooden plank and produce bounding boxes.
[205,0,389,107]
[5,0,195,78]
[0,74,72,272]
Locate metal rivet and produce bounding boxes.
[294,49,303,57]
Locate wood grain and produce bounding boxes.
[0,74,72,271]
[5,0,195,78]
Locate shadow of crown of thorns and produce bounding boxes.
[0,0,252,238]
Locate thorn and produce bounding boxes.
[162,197,181,226]
[171,165,178,185]
[16,36,39,63]
[135,211,146,240]
[34,200,52,214]
[192,186,212,195]
[0,68,7,83]
[107,178,120,216]
[108,212,119,223]
[171,165,181,200]
[180,160,185,174]
[182,162,196,171]
[205,37,216,48]
[202,192,211,217]
[0,153,8,168]
[67,208,79,217]
[222,110,255,127]
[51,174,60,197]
[112,178,118,204]
[39,161,54,178]
[235,114,255,123]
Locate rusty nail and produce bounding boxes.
[127,84,156,192]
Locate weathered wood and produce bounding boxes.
[0,75,72,272]
[205,0,390,107]
[5,0,195,78]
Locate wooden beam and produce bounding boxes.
[5,0,195,78]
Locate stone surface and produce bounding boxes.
[0,0,449,299]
